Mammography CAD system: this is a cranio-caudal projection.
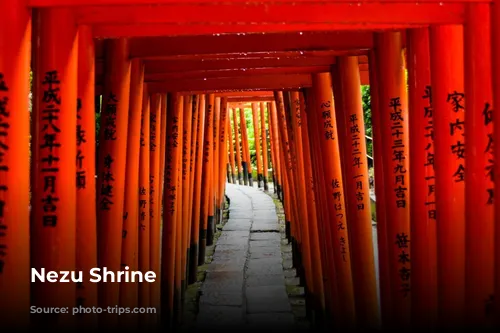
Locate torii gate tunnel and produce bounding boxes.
[1,0,500,331]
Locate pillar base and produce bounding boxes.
[180,279,186,303]
[173,286,182,326]
[291,236,298,268]
[188,243,199,284]
[257,173,263,187]
[207,215,214,246]
[185,249,190,285]
[248,173,253,186]
[285,220,291,242]
[242,162,249,185]
[277,184,282,201]
[160,307,174,330]
[198,229,207,266]
[263,177,269,191]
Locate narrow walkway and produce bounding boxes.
[196,183,294,330]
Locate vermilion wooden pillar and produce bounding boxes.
[138,85,151,319]
[491,0,500,324]
[338,55,379,330]
[274,93,302,277]
[252,103,263,187]
[233,108,242,185]
[199,94,214,264]
[299,91,326,319]
[210,97,220,244]
[407,28,437,330]
[161,94,183,327]
[218,98,229,212]
[375,32,411,328]
[174,105,184,323]
[189,95,205,283]
[159,95,168,224]
[304,88,334,318]
[464,4,494,328]
[288,91,315,315]
[187,95,199,284]
[119,59,143,327]
[240,108,251,186]
[227,109,236,184]
[181,95,193,295]
[260,102,269,190]
[368,49,392,328]
[429,25,466,328]
[311,73,355,329]
[96,39,131,326]
[149,93,162,322]
[283,91,304,276]
[268,102,281,198]
[75,24,98,328]
[32,8,78,328]
[331,65,348,188]
[0,0,31,328]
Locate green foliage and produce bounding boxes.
[361,85,373,158]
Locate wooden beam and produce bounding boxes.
[98,54,368,75]
[96,70,369,95]
[141,56,338,74]
[93,23,423,38]
[28,0,491,7]
[128,31,374,59]
[217,91,274,98]
[226,97,274,103]
[146,74,313,93]
[77,3,464,25]
[144,66,331,81]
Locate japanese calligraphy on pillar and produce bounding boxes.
[139,186,147,231]
[396,232,411,297]
[150,109,157,218]
[182,105,189,180]
[182,137,188,179]
[220,105,227,145]
[203,104,212,163]
[99,92,118,211]
[76,98,86,190]
[139,106,149,233]
[388,96,410,297]
[0,73,9,273]
[483,103,494,204]
[448,91,465,182]
[122,212,128,239]
[100,154,114,210]
[322,101,335,141]
[349,114,365,210]
[167,115,180,216]
[41,71,62,227]
[190,97,198,174]
[104,93,118,141]
[294,99,302,127]
[423,86,436,219]
[213,102,218,151]
[332,179,348,262]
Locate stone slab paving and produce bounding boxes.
[196,183,293,330]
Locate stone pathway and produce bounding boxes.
[196,183,294,330]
